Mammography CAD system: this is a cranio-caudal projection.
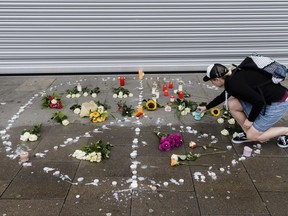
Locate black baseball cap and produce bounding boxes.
[203,63,228,82]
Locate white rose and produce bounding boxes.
[92,93,97,98]
[181,110,187,116]
[178,105,183,111]
[96,152,102,163]
[83,92,89,97]
[72,150,86,160]
[221,129,229,136]
[171,154,178,161]
[123,94,128,98]
[185,107,191,113]
[66,94,71,98]
[217,118,224,124]
[20,132,30,141]
[71,94,76,98]
[129,93,133,97]
[228,118,235,125]
[173,89,178,94]
[75,93,81,98]
[74,108,81,115]
[28,134,38,142]
[165,105,172,112]
[51,99,57,104]
[232,132,238,138]
[98,106,104,114]
[112,94,118,98]
[118,91,123,98]
[62,119,70,126]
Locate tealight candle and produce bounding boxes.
[120,76,125,86]
[130,164,137,170]
[169,81,173,89]
[19,151,29,162]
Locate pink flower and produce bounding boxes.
[159,140,172,151]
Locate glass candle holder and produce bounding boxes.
[178,82,183,92]
[120,76,125,86]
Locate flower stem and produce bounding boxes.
[200,150,227,157]
[179,162,210,167]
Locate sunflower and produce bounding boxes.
[145,99,157,111]
[211,107,221,117]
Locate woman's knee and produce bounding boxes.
[228,98,242,112]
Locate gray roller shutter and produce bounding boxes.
[0,0,288,74]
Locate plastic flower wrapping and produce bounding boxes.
[154,129,183,151]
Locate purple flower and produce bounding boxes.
[173,133,183,147]
[159,140,172,151]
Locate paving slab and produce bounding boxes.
[60,181,132,216]
[260,191,288,216]
[194,169,269,215]
[131,191,200,216]
[2,161,78,199]
[0,199,63,216]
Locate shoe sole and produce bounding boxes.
[277,143,288,148]
[232,139,253,144]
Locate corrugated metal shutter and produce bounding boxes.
[0,0,288,74]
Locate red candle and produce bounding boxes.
[120,76,125,86]
[178,91,184,99]
[163,84,168,91]
[170,95,175,103]
[169,81,173,89]
[164,89,169,96]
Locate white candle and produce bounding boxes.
[19,151,29,162]
[178,82,183,92]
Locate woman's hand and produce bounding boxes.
[197,106,206,113]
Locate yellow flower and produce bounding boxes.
[146,99,157,111]
[211,108,221,117]
[98,116,106,122]
[90,111,100,118]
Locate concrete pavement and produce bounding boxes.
[0,73,288,216]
